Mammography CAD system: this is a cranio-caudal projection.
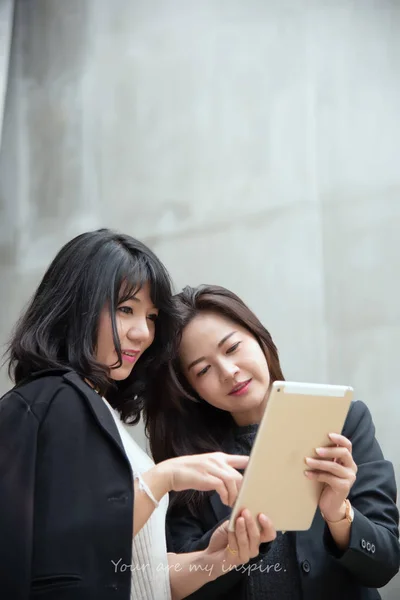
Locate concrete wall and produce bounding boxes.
[0,0,14,146]
[0,1,399,596]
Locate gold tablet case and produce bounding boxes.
[228,381,353,532]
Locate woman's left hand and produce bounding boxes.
[305,433,358,522]
[205,510,276,575]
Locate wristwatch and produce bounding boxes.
[322,499,354,524]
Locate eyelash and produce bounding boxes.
[117,306,158,322]
[197,366,210,377]
[227,342,240,354]
[197,342,241,377]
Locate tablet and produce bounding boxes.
[228,380,353,533]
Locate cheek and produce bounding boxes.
[193,376,224,406]
[257,352,270,380]
[187,374,201,396]
[115,320,126,345]
[146,322,156,347]
[188,375,210,401]
[245,346,270,378]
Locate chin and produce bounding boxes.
[109,367,133,382]
[236,396,265,411]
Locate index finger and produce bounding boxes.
[225,455,250,469]
[328,433,352,452]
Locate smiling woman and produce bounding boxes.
[146,284,400,600]
[6,228,176,426]
[0,233,269,600]
[180,311,271,426]
[96,282,159,381]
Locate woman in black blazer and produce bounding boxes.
[147,284,400,600]
[0,231,270,600]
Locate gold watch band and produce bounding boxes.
[322,499,354,524]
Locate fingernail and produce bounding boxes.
[329,433,338,439]
[304,470,313,477]
[315,447,326,455]
[305,457,313,464]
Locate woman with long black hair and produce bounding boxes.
[0,232,275,600]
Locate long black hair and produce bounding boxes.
[145,284,285,514]
[6,228,178,424]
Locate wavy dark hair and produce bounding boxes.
[6,228,178,424]
[145,284,285,514]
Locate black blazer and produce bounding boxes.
[0,369,135,600]
[166,400,400,600]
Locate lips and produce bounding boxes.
[121,350,140,364]
[229,379,252,396]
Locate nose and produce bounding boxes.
[218,358,239,382]
[126,317,152,346]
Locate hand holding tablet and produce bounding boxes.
[228,381,353,533]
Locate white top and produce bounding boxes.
[102,398,171,600]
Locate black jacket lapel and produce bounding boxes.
[62,371,127,461]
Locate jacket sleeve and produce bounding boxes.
[323,400,400,587]
[0,391,39,600]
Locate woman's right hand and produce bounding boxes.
[135,453,247,536]
[158,452,249,507]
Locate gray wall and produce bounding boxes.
[0,1,399,596]
[0,0,14,145]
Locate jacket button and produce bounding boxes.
[301,560,311,573]
[371,544,376,553]
[361,539,366,549]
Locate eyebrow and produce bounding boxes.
[187,331,237,371]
